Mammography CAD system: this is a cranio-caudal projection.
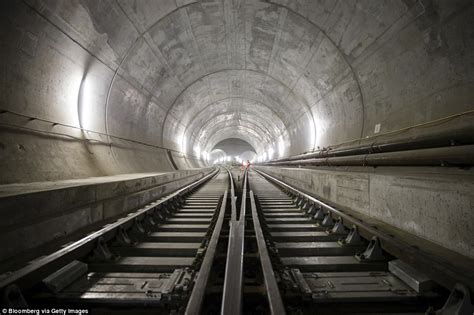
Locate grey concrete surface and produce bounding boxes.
[0,168,212,265]
[1,0,472,183]
[257,165,474,259]
[0,172,170,198]
[0,0,473,265]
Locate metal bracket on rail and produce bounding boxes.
[338,225,364,246]
[153,207,167,223]
[91,237,114,261]
[1,284,27,307]
[169,198,180,212]
[355,237,386,262]
[306,203,319,215]
[115,226,132,245]
[430,283,474,315]
[292,194,301,205]
[165,198,179,212]
[320,213,334,227]
[130,218,147,237]
[301,198,311,210]
[176,195,186,207]
[279,269,299,292]
[313,208,325,221]
[159,203,173,218]
[162,268,193,298]
[193,248,206,267]
[297,196,305,208]
[280,268,312,297]
[172,268,193,293]
[327,218,347,235]
[143,213,157,229]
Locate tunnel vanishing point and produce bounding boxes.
[0,0,474,314]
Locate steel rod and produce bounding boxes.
[250,191,286,315]
[221,170,248,315]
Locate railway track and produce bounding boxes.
[0,167,472,314]
[248,171,437,314]
[0,169,229,314]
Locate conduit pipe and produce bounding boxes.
[264,144,474,167]
[277,121,474,163]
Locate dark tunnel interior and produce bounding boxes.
[0,0,473,313]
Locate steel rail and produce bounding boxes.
[249,191,286,314]
[185,189,228,315]
[253,168,474,293]
[238,169,248,222]
[0,168,219,292]
[221,169,248,315]
[186,167,233,313]
[227,166,238,221]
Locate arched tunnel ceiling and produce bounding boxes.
[212,138,256,158]
[3,0,472,181]
[102,0,367,158]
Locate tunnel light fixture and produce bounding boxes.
[309,116,316,151]
[77,74,89,129]
[268,147,274,160]
[179,134,187,154]
[278,137,285,158]
[71,71,86,128]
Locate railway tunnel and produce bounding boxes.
[0,0,473,313]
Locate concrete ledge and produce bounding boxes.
[256,166,474,259]
[0,168,213,264]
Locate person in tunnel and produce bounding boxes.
[241,159,251,170]
[238,160,251,181]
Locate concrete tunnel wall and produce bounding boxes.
[257,165,474,259]
[0,0,473,184]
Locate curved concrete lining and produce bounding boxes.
[0,0,473,183]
